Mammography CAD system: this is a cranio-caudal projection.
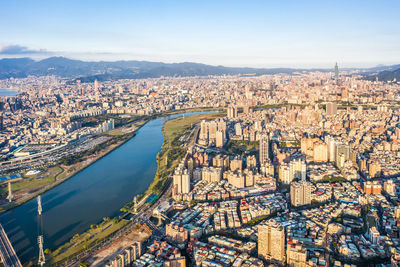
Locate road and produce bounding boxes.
[0,224,22,267]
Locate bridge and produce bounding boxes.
[0,224,22,267]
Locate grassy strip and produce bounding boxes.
[0,166,62,194]
[0,118,150,214]
[46,112,224,265]
[46,218,129,266]
[146,112,225,195]
[225,140,259,156]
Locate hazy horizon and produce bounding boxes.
[1,0,400,68]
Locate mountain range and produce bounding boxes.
[0,56,399,82]
[0,57,300,82]
[363,65,400,82]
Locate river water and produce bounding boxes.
[0,111,207,263]
[0,88,19,97]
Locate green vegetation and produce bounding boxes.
[367,215,377,228]
[1,166,63,196]
[47,218,129,266]
[280,140,300,148]
[146,112,224,195]
[59,131,136,166]
[0,166,63,212]
[317,175,346,184]
[247,215,270,226]
[107,129,124,136]
[72,114,143,128]
[225,140,259,156]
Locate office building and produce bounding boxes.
[287,239,307,267]
[326,102,337,116]
[290,180,312,207]
[258,220,285,263]
[384,180,396,196]
[259,133,269,164]
[173,164,191,196]
[216,130,225,148]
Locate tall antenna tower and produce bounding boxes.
[38,236,45,266]
[37,195,45,266]
[37,196,42,216]
[6,181,13,202]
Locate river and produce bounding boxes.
[0,88,19,97]
[0,111,208,263]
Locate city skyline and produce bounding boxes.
[1,0,400,68]
[1,1,400,266]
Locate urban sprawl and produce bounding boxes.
[1,66,400,267]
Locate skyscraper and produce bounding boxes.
[173,164,191,197]
[290,180,312,207]
[216,130,225,148]
[334,62,339,80]
[335,143,350,168]
[258,220,285,263]
[259,133,269,164]
[227,106,238,119]
[94,79,99,92]
[326,102,337,116]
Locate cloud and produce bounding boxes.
[0,44,51,55]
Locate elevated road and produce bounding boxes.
[0,224,22,267]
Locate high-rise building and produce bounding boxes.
[94,79,99,92]
[326,102,337,116]
[258,220,285,263]
[216,130,225,148]
[334,62,339,80]
[289,158,306,181]
[199,120,208,141]
[287,239,307,267]
[326,136,336,162]
[363,181,382,195]
[384,180,396,196]
[260,159,274,176]
[279,163,291,184]
[208,121,217,141]
[290,180,312,207]
[226,170,246,188]
[230,156,243,171]
[313,142,328,162]
[259,134,269,164]
[335,143,349,168]
[227,106,238,119]
[368,160,381,178]
[173,164,191,196]
[201,166,222,183]
[164,257,186,267]
[212,154,230,171]
[235,123,242,136]
[246,155,257,168]
[166,222,189,244]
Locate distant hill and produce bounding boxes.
[364,66,400,82]
[0,57,305,81]
[2,57,398,82]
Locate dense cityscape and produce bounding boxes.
[0,64,400,266]
[2,1,400,267]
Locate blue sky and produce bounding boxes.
[0,0,399,68]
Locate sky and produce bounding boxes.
[0,0,400,68]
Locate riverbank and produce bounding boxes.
[43,111,224,266]
[0,117,151,214]
[0,108,221,213]
[147,112,225,194]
